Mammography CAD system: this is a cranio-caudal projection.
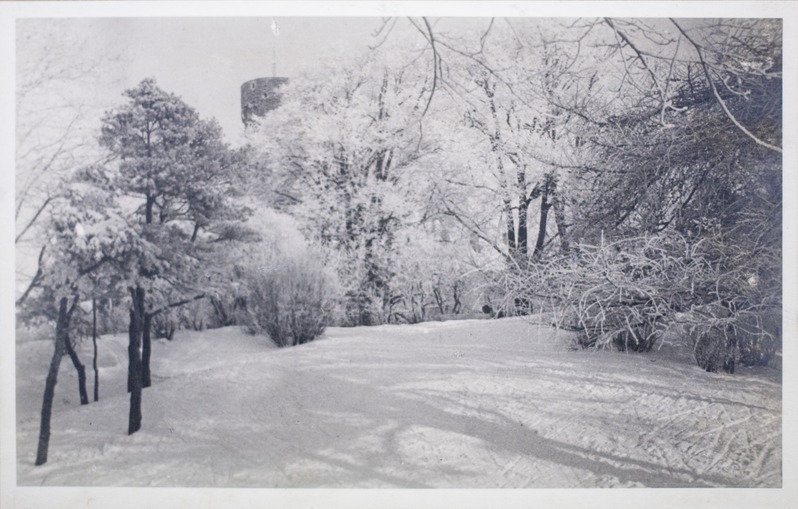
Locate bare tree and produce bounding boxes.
[16,20,118,303]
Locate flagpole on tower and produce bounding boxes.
[271,18,280,78]
[241,18,285,127]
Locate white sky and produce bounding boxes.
[17,17,413,145]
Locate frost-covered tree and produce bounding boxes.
[21,169,140,465]
[571,19,781,237]
[250,53,439,325]
[99,78,250,433]
[389,223,482,322]
[394,17,781,366]
[572,19,782,368]
[381,19,599,271]
[498,18,783,368]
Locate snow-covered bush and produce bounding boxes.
[737,310,781,366]
[511,232,781,371]
[686,308,779,373]
[93,299,127,335]
[522,236,673,352]
[152,311,176,340]
[244,254,336,347]
[387,226,474,324]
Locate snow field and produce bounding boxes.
[16,318,781,487]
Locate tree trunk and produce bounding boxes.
[504,202,516,253]
[92,299,99,402]
[552,192,570,255]
[128,286,144,435]
[433,286,446,316]
[452,281,463,315]
[481,79,517,255]
[517,195,530,265]
[35,296,74,466]
[64,335,89,405]
[145,194,155,225]
[512,155,530,264]
[142,312,152,388]
[533,174,556,261]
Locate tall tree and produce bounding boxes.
[250,54,436,325]
[21,169,137,465]
[99,78,249,433]
[414,22,594,272]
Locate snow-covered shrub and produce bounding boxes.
[244,254,336,347]
[686,308,779,372]
[505,236,673,352]
[177,293,248,331]
[179,298,208,331]
[737,310,780,366]
[511,232,781,371]
[692,324,740,373]
[152,311,176,340]
[386,226,476,324]
[94,299,128,335]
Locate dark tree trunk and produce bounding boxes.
[552,193,570,255]
[512,157,529,264]
[142,313,152,388]
[452,281,462,315]
[481,78,517,255]
[516,195,530,265]
[533,200,551,260]
[92,299,99,402]
[128,286,145,435]
[35,296,75,466]
[64,335,89,405]
[518,207,528,255]
[533,174,556,261]
[127,318,134,394]
[433,286,446,316]
[145,194,155,225]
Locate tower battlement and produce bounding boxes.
[241,77,289,126]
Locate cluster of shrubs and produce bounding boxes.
[67,231,781,372]
[689,310,780,373]
[509,233,780,373]
[81,251,336,349]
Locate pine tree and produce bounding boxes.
[99,78,249,433]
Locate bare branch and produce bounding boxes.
[147,293,206,318]
[604,18,667,105]
[670,18,782,154]
[16,195,53,244]
[16,245,47,307]
[369,17,399,51]
[478,18,495,55]
[419,17,439,119]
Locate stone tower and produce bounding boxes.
[241,77,289,127]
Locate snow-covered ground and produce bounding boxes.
[15,317,781,488]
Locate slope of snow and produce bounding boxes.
[15,318,781,488]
